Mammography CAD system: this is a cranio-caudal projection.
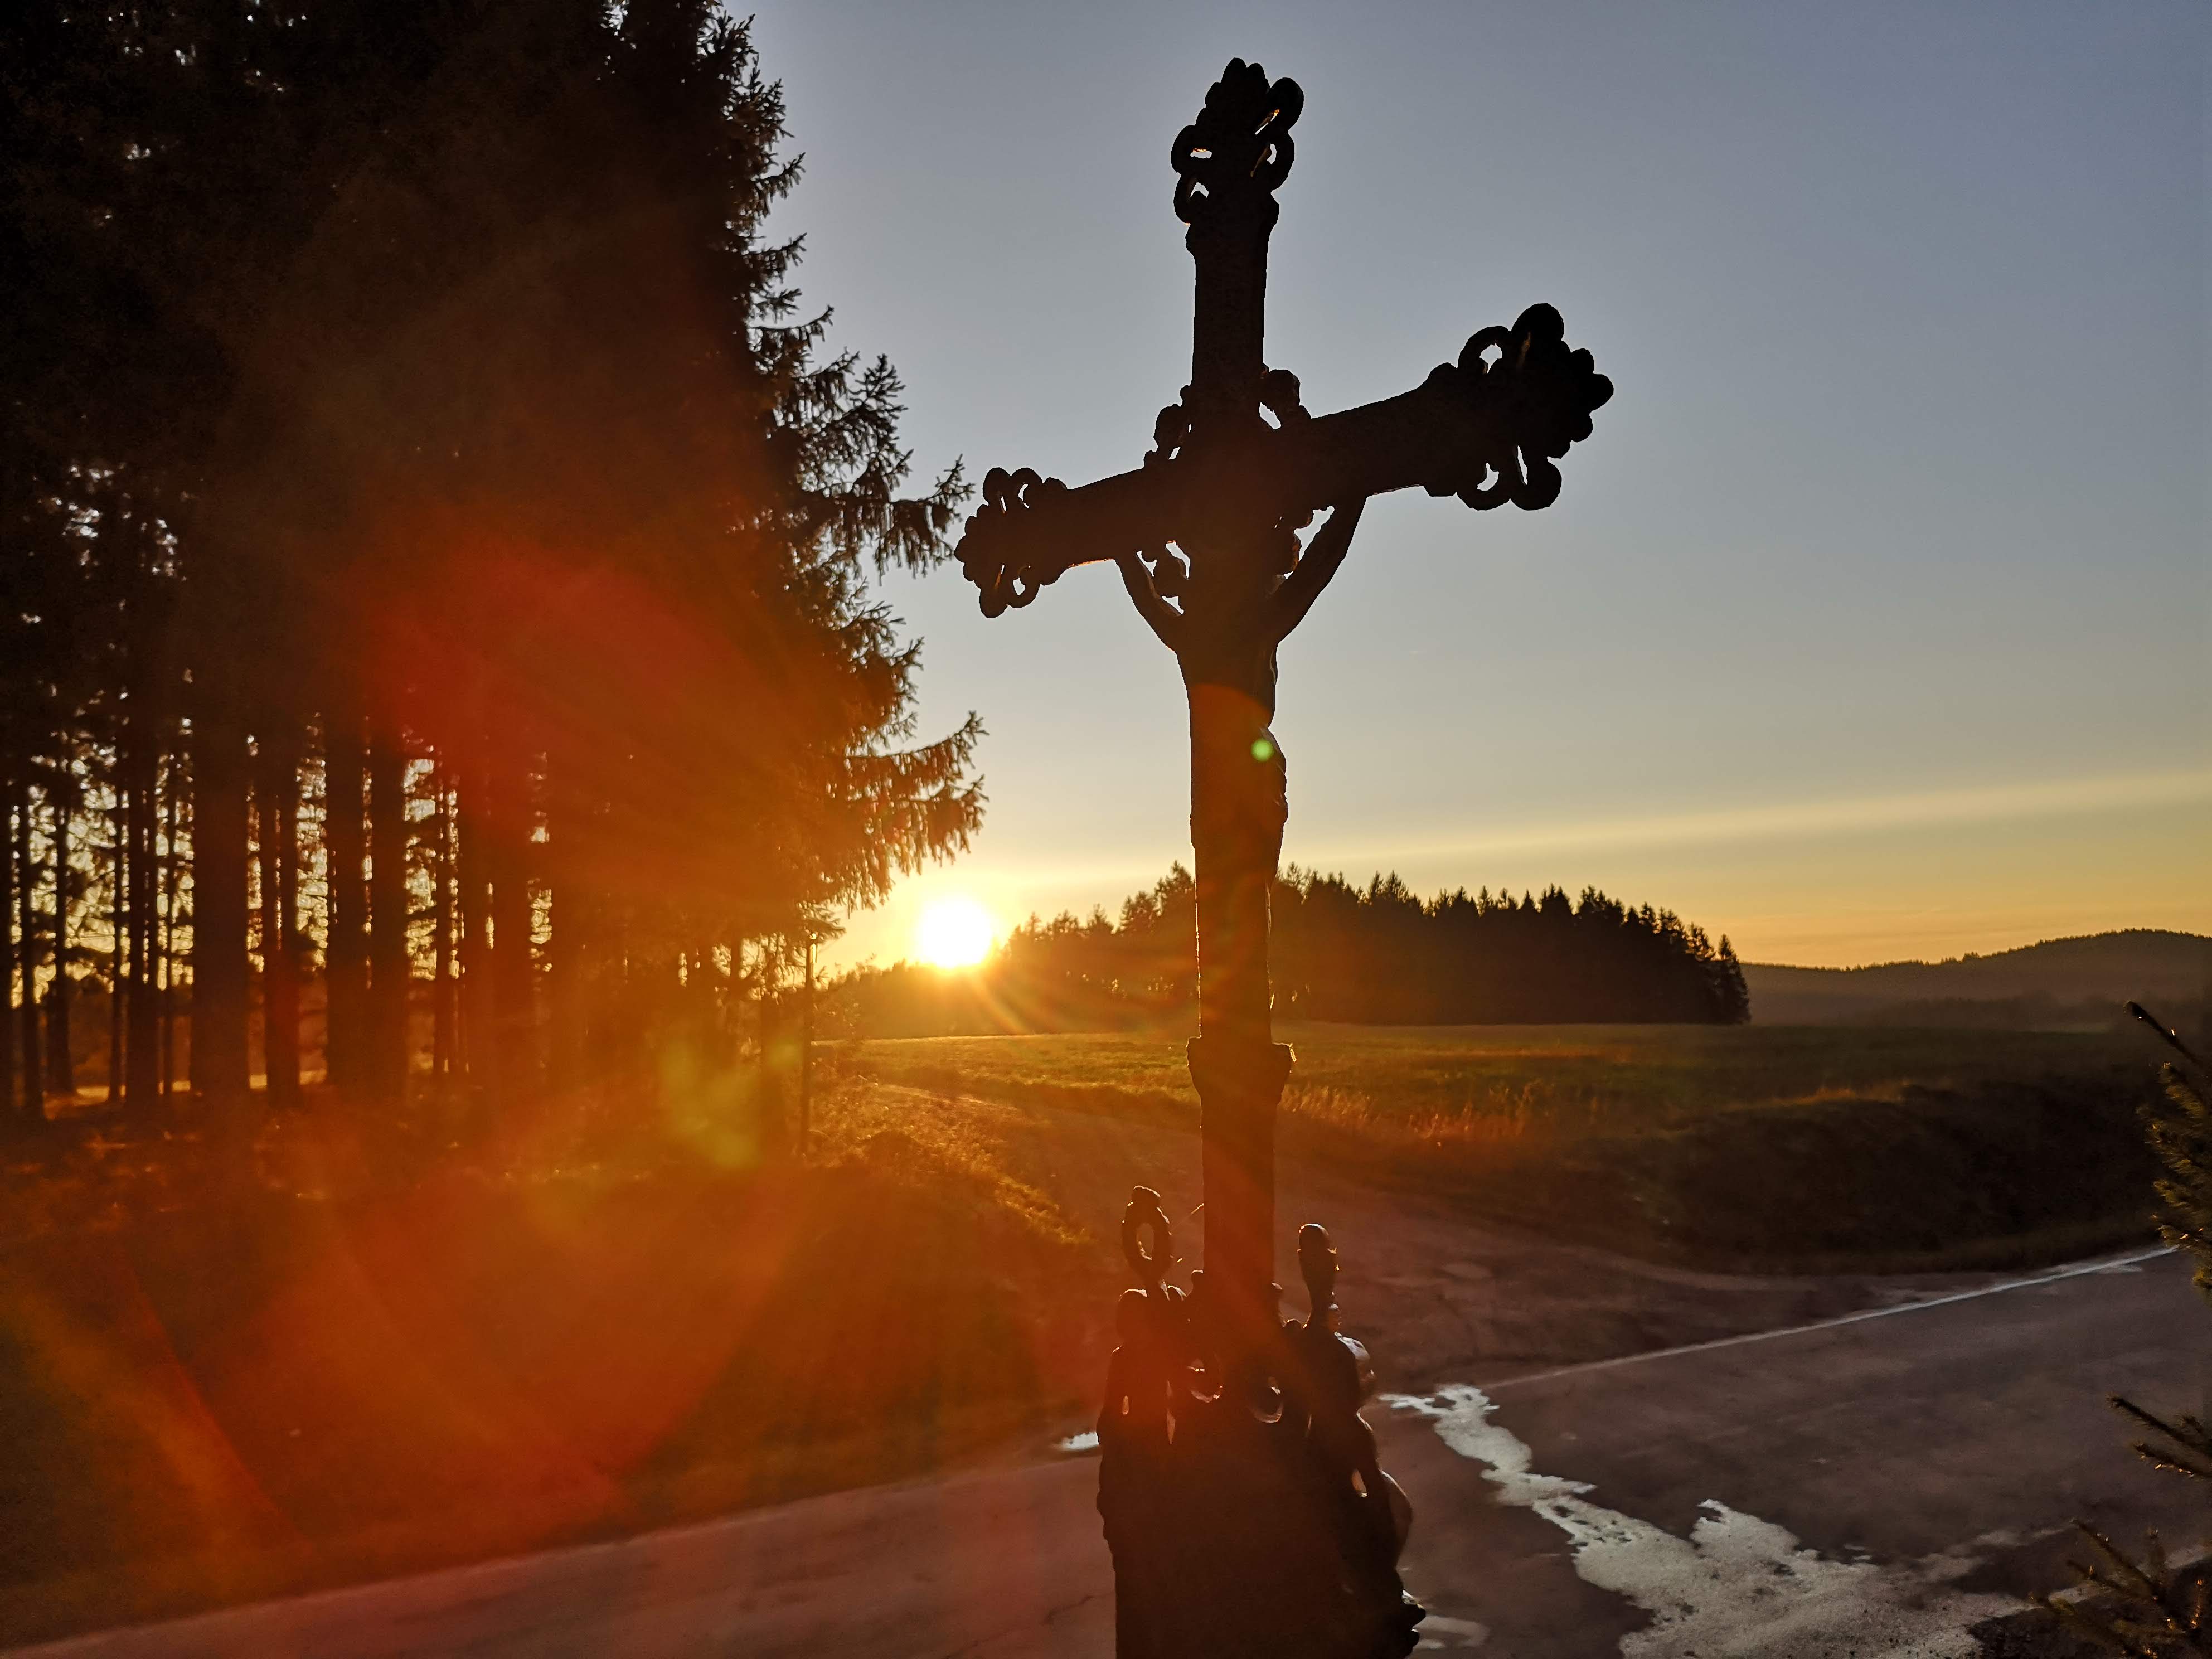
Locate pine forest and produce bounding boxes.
[2,1,983,1124]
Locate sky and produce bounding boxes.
[743,0,2209,972]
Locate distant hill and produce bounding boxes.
[1745,929,2211,1027]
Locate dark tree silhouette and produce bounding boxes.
[1,0,979,1127]
[836,866,1752,1036]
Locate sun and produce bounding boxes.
[915,896,997,969]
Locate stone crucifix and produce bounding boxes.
[954,59,1609,1656]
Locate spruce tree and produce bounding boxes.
[2037,1006,2212,1655]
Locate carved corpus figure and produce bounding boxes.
[953,58,1610,1659]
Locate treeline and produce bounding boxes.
[1,2,979,1125]
[835,868,1752,1035]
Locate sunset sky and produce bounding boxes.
[749,0,2208,971]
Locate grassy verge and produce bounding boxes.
[0,1092,1105,1646]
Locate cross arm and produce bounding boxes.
[955,303,1612,617]
[1279,304,1613,512]
[955,463,1175,619]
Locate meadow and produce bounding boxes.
[847,1022,2163,1267]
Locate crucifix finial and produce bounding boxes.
[1171,60,1304,235]
[952,64,1609,622]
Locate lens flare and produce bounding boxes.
[915,897,997,968]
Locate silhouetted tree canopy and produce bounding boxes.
[835,868,1752,1036]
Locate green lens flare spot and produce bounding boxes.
[1250,737,1277,763]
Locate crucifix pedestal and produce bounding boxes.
[954,59,1611,1659]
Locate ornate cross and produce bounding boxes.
[954,59,1609,1658]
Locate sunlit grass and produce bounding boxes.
[1279,1081,1575,1152]
[810,1075,1084,1250]
[847,1022,2146,1147]
[842,1022,2161,1270]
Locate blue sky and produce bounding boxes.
[745,1,2208,969]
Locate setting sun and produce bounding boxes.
[914,896,997,968]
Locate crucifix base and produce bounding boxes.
[1098,1190,1425,1659]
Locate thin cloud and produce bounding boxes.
[908,767,2211,901]
[1305,768,2212,867]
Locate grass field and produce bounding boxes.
[847,1022,2164,1266]
[852,1020,2145,1126]
[0,1021,2169,1643]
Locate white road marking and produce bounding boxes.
[1478,1245,2172,1391]
[1391,1386,2021,1658]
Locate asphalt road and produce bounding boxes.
[13,1248,2200,1659]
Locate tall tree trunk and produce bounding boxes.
[190,702,251,1104]
[107,793,124,1104]
[125,735,159,1105]
[1,782,16,1124]
[367,730,408,1100]
[275,743,302,1096]
[13,785,41,1117]
[323,709,368,1094]
[260,731,302,1106]
[46,788,75,1101]
[431,762,454,1081]
[457,760,492,1094]
[798,934,814,1154]
[487,750,533,1095]
[544,746,586,1086]
[158,770,180,1100]
[255,753,275,1089]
